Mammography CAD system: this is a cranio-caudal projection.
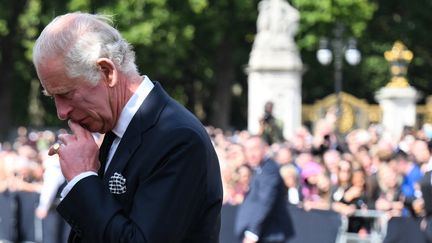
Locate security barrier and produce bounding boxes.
[219,204,431,243]
[2,194,430,243]
[0,192,41,243]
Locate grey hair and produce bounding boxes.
[33,12,138,84]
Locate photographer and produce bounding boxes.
[259,101,284,145]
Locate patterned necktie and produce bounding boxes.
[98,131,117,177]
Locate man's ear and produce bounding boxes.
[96,58,117,87]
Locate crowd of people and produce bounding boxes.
[211,114,432,235]
[0,127,105,242]
[0,127,56,196]
[2,114,432,239]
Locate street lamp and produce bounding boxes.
[316,24,361,131]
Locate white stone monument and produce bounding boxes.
[247,0,303,140]
[375,41,421,140]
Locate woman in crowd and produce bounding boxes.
[331,160,356,215]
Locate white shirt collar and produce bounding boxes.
[112,76,154,139]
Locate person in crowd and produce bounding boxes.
[311,118,336,156]
[411,139,432,172]
[300,161,326,205]
[221,166,238,205]
[291,126,313,154]
[226,143,247,169]
[36,149,69,243]
[347,165,372,233]
[232,164,253,204]
[280,164,302,205]
[368,138,395,196]
[235,136,292,243]
[0,156,8,192]
[419,123,432,142]
[354,145,375,176]
[8,148,43,193]
[367,124,382,145]
[258,101,284,145]
[221,142,247,205]
[375,164,404,218]
[274,145,294,166]
[14,126,30,149]
[294,151,314,173]
[323,149,341,185]
[419,162,432,241]
[303,172,332,211]
[331,160,356,216]
[345,129,370,155]
[399,131,416,155]
[33,12,222,242]
[394,150,423,216]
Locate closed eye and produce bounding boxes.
[42,89,73,100]
[57,91,73,99]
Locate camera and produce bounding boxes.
[264,114,271,123]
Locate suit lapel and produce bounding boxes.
[103,82,169,181]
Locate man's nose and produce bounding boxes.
[55,97,72,120]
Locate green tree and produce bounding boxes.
[76,0,258,130]
[361,0,432,102]
[0,0,40,140]
[291,0,377,103]
[3,0,432,139]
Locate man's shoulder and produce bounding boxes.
[256,159,281,179]
[409,165,423,180]
[262,158,279,170]
[158,102,209,139]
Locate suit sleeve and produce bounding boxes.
[57,128,213,242]
[421,172,432,216]
[247,164,281,236]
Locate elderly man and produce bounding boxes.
[32,12,222,243]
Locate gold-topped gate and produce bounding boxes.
[303,41,432,134]
[302,93,432,134]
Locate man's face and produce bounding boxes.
[412,141,430,164]
[36,58,115,133]
[244,137,266,167]
[275,148,292,165]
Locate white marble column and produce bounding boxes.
[247,0,303,140]
[375,86,421,140]
[248,71,302,140]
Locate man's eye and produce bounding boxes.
[58,91,73,99]
[65,91,73,98]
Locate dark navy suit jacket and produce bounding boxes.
[235,158,293,242]
[420,171,432,242]
[57,82,223,243]
[421,171,432,217]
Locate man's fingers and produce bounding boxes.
[48,146,57,156]
[48,143,61,156]
[69,120,90,139]
[58,134,72,145]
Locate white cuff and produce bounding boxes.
[245,231,259,242]
[60,172,98,199]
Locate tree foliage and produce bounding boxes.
[0,0,432,138]
[291,0,377,102]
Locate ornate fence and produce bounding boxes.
[302,92,432,133]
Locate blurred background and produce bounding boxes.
[0,0,430,137]
[2,0,432,243]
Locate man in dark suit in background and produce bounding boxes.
[235,136,292,243]
[32,12,222,243]
[420,168,432,242]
